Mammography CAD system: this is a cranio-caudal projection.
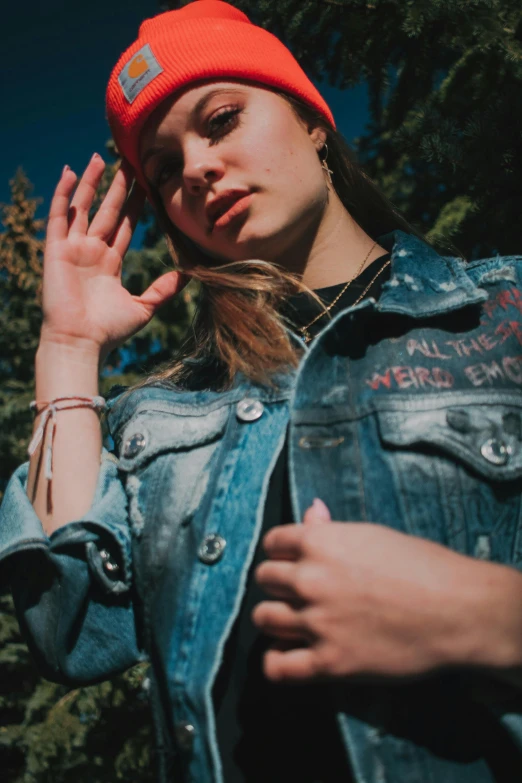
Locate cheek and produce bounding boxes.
[263,129,320,196]
[248,115,304,182]
[163,193,196,234]
[269,146,324,213]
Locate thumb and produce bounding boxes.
[135,271,188,317]
[302,497,332,525]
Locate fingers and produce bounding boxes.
[88,159,135,242]
[262,524,304,561]
[110,180,147,257]
[68,153,106,235]
[252,600,310,641]
[263,646,321,682]
[302,498,332,525]
[135,270,188,317]
[48,155,144,254]
[255,560,300,600]
[46,166,78,244]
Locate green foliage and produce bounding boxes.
[0,170,44,494]
[0,592,155,783]
[113,242,198,376]
[0,167,194,781]
[168,0,522,258]
[2,0,522,777]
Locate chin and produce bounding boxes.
[219,222,294,263]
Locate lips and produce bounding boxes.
[206,189,251,229]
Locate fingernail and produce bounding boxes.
[62,164,70,176]
[312,497,331,520]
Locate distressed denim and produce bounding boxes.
[2,231,522,782]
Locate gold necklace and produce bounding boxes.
[298,241,378,344]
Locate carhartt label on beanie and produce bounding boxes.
[106,0,334,182]
[118,44,164,104]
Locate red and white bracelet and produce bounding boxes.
[28,395,106,510]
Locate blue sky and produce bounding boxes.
[1,0,369,247]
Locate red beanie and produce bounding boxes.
[106,0,335,183]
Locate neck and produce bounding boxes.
[275,189,387,290]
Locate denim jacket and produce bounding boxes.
[3,231,522,783]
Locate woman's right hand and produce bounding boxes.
[41,153,186,359]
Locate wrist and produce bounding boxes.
[40,323,103,355]
[450,558,522,671]
[38,329,104,361]
[35,339,101,400]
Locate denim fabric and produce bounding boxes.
[0,451,143,683]
[2,231,522,782]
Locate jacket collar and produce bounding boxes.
[375,231,487,318]
[107,232,488,421]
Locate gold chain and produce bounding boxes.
[298,241,379,344]
[351,258,391,307]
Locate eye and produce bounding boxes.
[207,105,243,145]
[154,157,182,189]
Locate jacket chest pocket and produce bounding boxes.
[374,393,522,563]
[116,405,230,547]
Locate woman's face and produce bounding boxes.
[139,81,328,265]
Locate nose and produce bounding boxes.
[182,142,225,195]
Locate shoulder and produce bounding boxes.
[463,253,522,285]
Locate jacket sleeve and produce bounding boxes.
[0,447,144,686]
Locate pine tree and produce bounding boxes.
[5,0,521,775]
[0,170,44,497]
[166,0,522,258]
[0,167,195,781]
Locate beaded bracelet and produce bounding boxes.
[28,395,106,511]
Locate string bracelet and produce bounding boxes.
[28,395,106,511]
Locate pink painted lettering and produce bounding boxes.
[431,368,454,388]
[392,366,419,389]
[503,356,522,384]
[494,320,522,346]
[483,289,522,320]
[464,364,487,386]
[445,338,483,357]
[477,333,498,351]
[366,369,392,390]
[365,366,454,390]
[406,338,451,359]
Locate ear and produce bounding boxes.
[309,125,328,153]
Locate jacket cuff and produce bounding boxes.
[0,449,132,594]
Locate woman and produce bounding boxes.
[2,1,522,781]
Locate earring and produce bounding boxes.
[320,143,333,185]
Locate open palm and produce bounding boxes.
[42,154,185,358]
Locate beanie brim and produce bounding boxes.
[106,13,335,184]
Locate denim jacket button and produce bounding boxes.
[175,722,195,752]
[123,432,147,458]
[446,408,472,433]
[480,438,511,466]
[236,398,264,422]
[99,548,120,575]
[198,533,226,564]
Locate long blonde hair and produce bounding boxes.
[140,92,423,392]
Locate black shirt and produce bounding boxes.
[212,255,391,783]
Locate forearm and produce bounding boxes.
[28,337,104,536]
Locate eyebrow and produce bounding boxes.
[140,86,246,171]
[191,86,244,119]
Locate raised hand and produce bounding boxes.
[41,153,186,359]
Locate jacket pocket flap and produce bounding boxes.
[376,402,522,482]
[116,406,230,472]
